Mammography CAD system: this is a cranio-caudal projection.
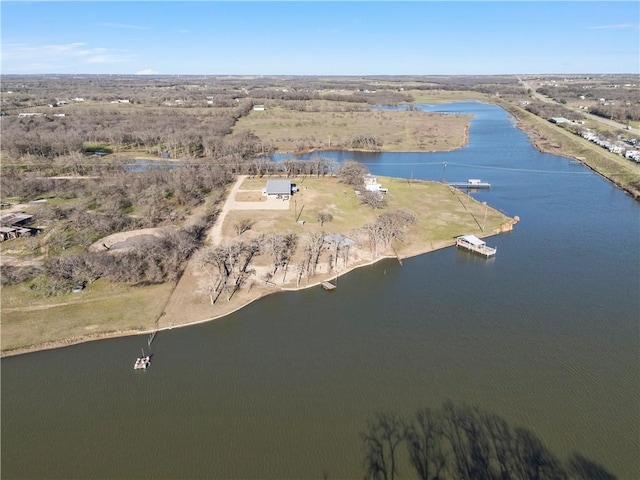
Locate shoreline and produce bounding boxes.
[0,248,435,358]
[1,226,513,358]
[0,106,500,359]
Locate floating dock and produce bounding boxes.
[134,356,150,370]
[134,348,151,370]
[321,281,336,291]
[455,235,496,257]
[448,179,491,189]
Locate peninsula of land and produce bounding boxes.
[1,174,516,357]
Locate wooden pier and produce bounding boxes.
[448,179,491,189]
[455,235,496,257]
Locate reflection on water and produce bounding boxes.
[2,103,638,479]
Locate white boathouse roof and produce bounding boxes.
[457,235,486,246]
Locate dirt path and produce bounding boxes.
[207,175,247,246]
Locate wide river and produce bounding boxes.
[2,102,638,479]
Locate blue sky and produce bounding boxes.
[1,1,638,75]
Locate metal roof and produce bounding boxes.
[458,235,485,246]
[265,179,291,195]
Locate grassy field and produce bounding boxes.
[232,106,471,153]
[2,175,514,355]
[1,281,173,353]
[405,89,490,104]
[223,175,512,267]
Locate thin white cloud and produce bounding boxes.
[2,42,89,61]
[135,69,160,75]
[97,22,151,30]
[588,23,636,30]
[1,42,136,72]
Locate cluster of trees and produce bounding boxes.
[0,160,230,291]
[339,160,370,185]
[195,230,332,303]
[17,216,213,296]
[536,81,640,123]
[196,237,263,303]
[349,133,382,151]
[1,75,416,115]
[362,401,616,480]
[524,102,585,122]
[359,210,416,257]
[1,100,255,159]
[588,104,640,123]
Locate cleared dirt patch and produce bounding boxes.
[89,226,176,252]
[235,191,265,202]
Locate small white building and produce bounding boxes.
[363,175,388,193]
[253,105,265,111]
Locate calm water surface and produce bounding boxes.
[2,103,638,479]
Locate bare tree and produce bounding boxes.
[338,160,369,186]
[302,232,325,277]
[264,233,298,279]
[234,218,254,236]
[361,191,388,209]
[350,133,381,151]
[316,211,333,227]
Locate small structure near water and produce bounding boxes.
[321,281,336,291]
[448,179,491,189]
[134,349,151,370]
[455,235,496,257]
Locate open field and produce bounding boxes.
[1,281,172,353]
[232,106,471,153]
[405,89,490,104]
[1,175,515,355]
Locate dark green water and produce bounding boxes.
[2,103,638,479]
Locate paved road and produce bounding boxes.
[517,77,639,135]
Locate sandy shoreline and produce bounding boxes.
[1,231,500,358]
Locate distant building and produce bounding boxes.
[253,105,265,111]
[1,212,35,227]
[0,212,36,241]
